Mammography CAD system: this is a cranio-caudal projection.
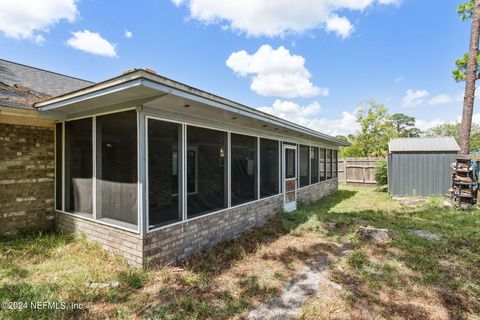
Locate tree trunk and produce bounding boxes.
[460,0,480,155]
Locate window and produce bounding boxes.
[326,149,332,179]
[260,138,279,198]
[320,148,326,181]
[64,118,92,214]
[311,147,319,184]
[55,123,62,211]
[299,145,310,187]
[187,126,227,218]
[96,111,138,226]
[333,150,338,178]
[285,147,296,179]
[231,133,257,206]
[148,118,182,228]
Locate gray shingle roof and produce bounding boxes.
[389,137,460,152]
[0,59,93,108]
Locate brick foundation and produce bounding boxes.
[56,178,337,267]
[56,213,143,266]
[0,123,55,236]
[297,179,338,204]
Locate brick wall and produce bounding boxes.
[144,195,284,265]
[57,213,143,266]
[0,123,55,236]
[297,178,338,204]
[144,179,338,266]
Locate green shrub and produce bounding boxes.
[374,159,388,186]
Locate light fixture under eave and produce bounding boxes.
[183,104,190,108]
[232,117,237,120]
[262,124,268,128]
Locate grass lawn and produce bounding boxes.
[1,185,479,319]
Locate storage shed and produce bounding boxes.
[387,137,460,197]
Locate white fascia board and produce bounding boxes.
[37,79,143,111]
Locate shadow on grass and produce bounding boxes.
[178,189,358,276]
[321,205,480,319]
[141,189,358,319]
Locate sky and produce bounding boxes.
[0,0,474,136]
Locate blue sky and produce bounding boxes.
[0,0,472,135]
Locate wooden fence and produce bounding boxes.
[338,157,383,185]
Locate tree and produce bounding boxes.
[390,113,422,137]
[335,135,349,143]
[425,123,461,138]
[355,100,395,157]
[454,0,480,154]
[338,103,421,157]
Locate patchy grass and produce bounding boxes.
[0,232,149,319]
[1,186,479,319]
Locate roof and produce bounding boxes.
[0,59,93,108]
[389,137,460,152]
[35,68,349,147]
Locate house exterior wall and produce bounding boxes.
[0,122,55,236]
[388,152,457,197]
[56,178,337,267]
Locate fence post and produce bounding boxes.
[344,159,347,183]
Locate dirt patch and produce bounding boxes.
[409,229,440,241]
[248,244,350,320]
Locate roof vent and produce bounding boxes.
[144,67,157,74]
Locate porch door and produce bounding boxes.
[283,144,297,212]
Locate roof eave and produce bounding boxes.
[35,70,349,146]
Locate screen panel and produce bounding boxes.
[260,138,279,198]
[96,111,138,226]
[310,146,319,184]
[64,118,93,214]
[231,133,257,206]
[299,145,310,187]
[326,149,332,179]
[333,150,338,178]
[320,148,326,181]
[285,148,296,179]
[148,118,182,228]
[187,126,228,218]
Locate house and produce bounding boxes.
[0,59,348,267]
[388,137,460,197]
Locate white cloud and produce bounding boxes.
[226,45,327,98]
[172,0,399,38]
[429,93,463,106]
[378,0,401,5]
[67,30,118,58]
[124,29,133,38]
[258,99,359,136]
[401,89,429,107]
[0,0,77,42]
[325,15,354,39]
[416,118,449,132]
[34,35,46,45]
[416,112,480,132]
